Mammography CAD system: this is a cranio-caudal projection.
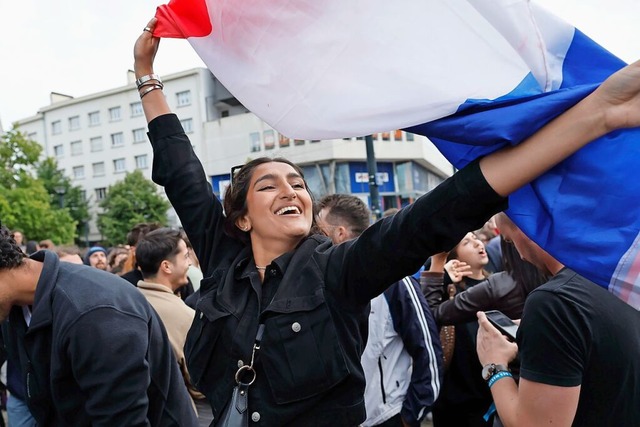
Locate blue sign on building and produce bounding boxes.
[348,161,395,194]
[211,174,231,200]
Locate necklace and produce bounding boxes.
[255,265,267,271]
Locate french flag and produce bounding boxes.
[154,0,640,308]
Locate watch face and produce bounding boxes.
[482,363,495,381]
[482,363,509,381]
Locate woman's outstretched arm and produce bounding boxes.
[481,59,640,196]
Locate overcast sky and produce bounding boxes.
[1,0,638,128]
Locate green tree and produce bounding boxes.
[0,127,42,186]
[0,176,76,244]
[37,157,90,244]
[97,170,169,246]
[0,127,76,243]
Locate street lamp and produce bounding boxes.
[54,185,66,209]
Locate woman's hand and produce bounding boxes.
[590,59,640,133]
[134,18,160,78]
[476,311,518,366]
[444,259,471,283]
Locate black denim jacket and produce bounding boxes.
[148,114,508,426]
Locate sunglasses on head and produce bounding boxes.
[230,165,243,186]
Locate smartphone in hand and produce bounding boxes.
[485,310,518,341]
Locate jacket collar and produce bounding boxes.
[27,250,59,332]
[214,235,332,316]
[137,280,176,295]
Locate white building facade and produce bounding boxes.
[15,68,452,244]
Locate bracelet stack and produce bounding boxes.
[136,73,164,99]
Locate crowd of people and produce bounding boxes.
[0,17,639,427]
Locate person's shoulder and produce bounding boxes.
[526,268,606,313]
[56,264,151,316]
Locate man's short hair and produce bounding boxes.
[136,228,185,279]
[317,194,370,237]
[382,208,399,218]
[54,245,81,258]
[0,225,26,270]
[126,222,163,247]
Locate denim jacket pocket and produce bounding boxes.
[185,296,232,394]
[260,293,350,404]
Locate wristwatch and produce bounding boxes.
[481,363,510,381]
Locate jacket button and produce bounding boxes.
[251,411,261,422]
[199,312,204,319]
[237,359,244,368]
[291,322,301,333]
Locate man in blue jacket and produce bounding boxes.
[317,196,443,427]
[0,225,197,426]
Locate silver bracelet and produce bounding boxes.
[138,81,164,90]
[135,73,162,89]
[139,84,163,99]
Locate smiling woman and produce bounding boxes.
[133,16,640,427]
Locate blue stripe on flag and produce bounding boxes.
[405,30,640,306]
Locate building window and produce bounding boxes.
[405,132,415,141]
[95,187,107,201]
[132,128,146,143]
[53,144,64,158]
[51,121,62,135]
[221,110,229,118]
[72,166,85,180]
[90,136,103,152]
[92,162,105,177]
[70,140,83,156]
[180,118,193,133]
[279,134,290,148]
[294,139,305,146]
[113,158,126,173]
[264,130,275,150]
[109,106,122,121]
[111,132,124,148]
[135,154,148,170]
[27,132,37,141]
[68,116,80,131]
[250,132,261,152]
[88,111,100,126]
[130,101,143,117]
[176,90,191,107]
[80,190,87,201]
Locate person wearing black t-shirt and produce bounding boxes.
[477,213,640,426]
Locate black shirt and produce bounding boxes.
[520,268,640,426]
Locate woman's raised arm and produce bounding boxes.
[481,59,640,196]
[133,18,171,122]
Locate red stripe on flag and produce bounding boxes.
[154,0,212,39]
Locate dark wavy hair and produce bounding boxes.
[500,236,550,295]
[223,157,316,243]
[1,225,26,270]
